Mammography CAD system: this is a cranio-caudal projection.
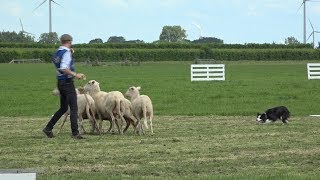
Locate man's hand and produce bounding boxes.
[75,73,85,79]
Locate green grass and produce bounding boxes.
[1,61,320,179]
[0,116,320,179]
[0,61,319,117]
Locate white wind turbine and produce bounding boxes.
[192,22,203,39]
[298,0,320,44]
[307,19,320,47]
[19,18,34,36]
[33,0,63,33]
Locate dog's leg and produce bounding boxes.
[265,119,272,124]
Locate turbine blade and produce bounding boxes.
[307,32,313,41]
[25,32,35,36]
[19,18,24,31]
[315,31,320,33]
[308,18,314,31]
[296,2,304,13]
[33,0,47,12]
[51,0,63,8]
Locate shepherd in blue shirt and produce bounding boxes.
[43,34,86,139]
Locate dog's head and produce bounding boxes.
[256,113,267,123]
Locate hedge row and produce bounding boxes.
[1,48,319,63]
[0,42,314,49]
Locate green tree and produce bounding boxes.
[38,32,59,44]
[159,25,187,42]
[0,31,34,42]
[193,37,223,44]
[107,36,126,43]
[285,36,300,45]
[125,39,144,43]
[89,38,103,44]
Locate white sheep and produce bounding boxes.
[83,80,126,134]
[125,86,154,135]
[88,97,137,134]
[52,87,99,134]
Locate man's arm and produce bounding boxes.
[61,68,84,79]
[60,50,85,79]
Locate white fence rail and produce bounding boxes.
[9,59,43,64]
[307,63,320,80]
[191,64,225,81]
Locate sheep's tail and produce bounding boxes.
[120,99,125,115]
[85,103,91,120]
[142,105,149,129]
[115,98,122,117]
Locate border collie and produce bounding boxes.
[256,106,290,124]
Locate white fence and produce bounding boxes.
[191,64,225,81]
[0,173,36,180]
[9,59,43,64]
[307,63,320,80]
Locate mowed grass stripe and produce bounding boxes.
[0,115,320,179]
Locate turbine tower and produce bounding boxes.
[298,0,320,44]
[33,0,62,33]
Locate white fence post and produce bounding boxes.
[307,63,320,80]
[191,64,225,81]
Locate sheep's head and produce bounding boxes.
[52,87,60,96]
[125,86,141,98]
[83,80,100,93]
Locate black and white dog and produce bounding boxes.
[256,106,290,124]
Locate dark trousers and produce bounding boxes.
[45,79,79,135]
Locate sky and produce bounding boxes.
[0,0,320,44]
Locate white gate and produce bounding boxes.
[191,64,225,81]
[307,63,320,80]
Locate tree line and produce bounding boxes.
[0,25,223,44]
[0,26,318,47]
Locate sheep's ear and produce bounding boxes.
[137,86,141,90]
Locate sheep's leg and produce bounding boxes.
[135,119,140,135]
[142,107,149,130]
[123,116,131,133]
[114,116,122,134]
[98,114,104,133]
[134,121,139,134]
[57,113,68,135]
[108,110,117,134]
[88,107,101,135]
[137,119,144,135]
[90,118,95,134]
[106,120,113,133]
[78,114,86,134]
[149,114,154,134]
[86,104,95,134]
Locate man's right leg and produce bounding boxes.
[44,84,69,137]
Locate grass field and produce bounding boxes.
[1,61,320,179]
[0,61,320,117]
[1,116,320,179]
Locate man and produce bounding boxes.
[43,34,85,139]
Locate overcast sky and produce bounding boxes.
[1,0,320,44]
